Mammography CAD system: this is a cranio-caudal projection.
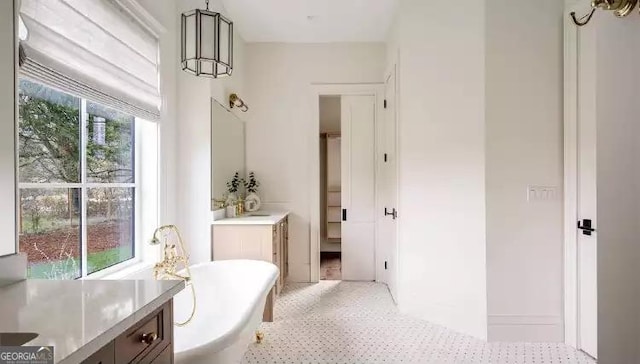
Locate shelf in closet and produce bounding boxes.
[324,136,341,242]
[327,223,341,239]
[327,206,342,222]
[327,191,341,208]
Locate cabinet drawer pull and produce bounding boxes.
[140,332,158,345]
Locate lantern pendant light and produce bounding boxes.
[181,0,233,78]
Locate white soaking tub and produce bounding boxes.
[173,260,278,364]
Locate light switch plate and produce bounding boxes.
[527,185,559,202]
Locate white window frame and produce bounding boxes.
[18,84,146,278]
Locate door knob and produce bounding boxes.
[578,219,596,236]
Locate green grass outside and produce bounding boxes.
[27,246,133,279]
[21,216,80,234]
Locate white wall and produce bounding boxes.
[0,0,24,282]
[387,0,488,338]
[485,0,564,342]
[134,0,179,273]
[594,14,640,363]
[0,0,16,258]
[133,0,246,268]
[175,0,247,265]
[244,43,386,282]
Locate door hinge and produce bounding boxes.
[384,99,387,109]
[342,209,347,221]
[384,153,388,162]
[384,261,388,270]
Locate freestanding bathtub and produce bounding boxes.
[173,260,279,364]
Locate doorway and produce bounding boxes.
[310,85,382,283]
[319,96,343,280]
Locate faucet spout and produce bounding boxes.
[150,225,196,326]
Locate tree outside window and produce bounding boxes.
[18,79,136,279]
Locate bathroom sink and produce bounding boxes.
[244,213,271,217]
[0,332,39,346]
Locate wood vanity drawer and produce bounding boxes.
[115,302,172,364]
[150,345,172,363]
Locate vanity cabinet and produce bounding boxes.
[211,213,289,321]
[82,300,174,364]
[271,217,289,293]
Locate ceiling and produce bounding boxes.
[220,0,397,43]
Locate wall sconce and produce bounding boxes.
[229,93,249,112]
[571,0,638,26]
[181,0,233,78]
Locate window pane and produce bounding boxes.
[19,79,81,183]
[86,102,135,183]
[19,188,81,279]
[87,188,135,274]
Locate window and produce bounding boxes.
[18,79,138,279]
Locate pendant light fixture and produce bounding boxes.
[181,0,233,78]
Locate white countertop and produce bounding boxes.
[212,210,290,226]
[0,279,185,364]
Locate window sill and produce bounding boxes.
[83,260,155,280]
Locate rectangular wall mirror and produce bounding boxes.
[211,99,246,210]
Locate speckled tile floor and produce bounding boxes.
[242,281,596,364]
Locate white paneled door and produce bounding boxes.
[575,16,597,359]
[341,95,376,281]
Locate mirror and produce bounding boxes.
[211,99,246,210]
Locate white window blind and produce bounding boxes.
[20,0,161,120]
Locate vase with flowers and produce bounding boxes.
[225,171,242,206]
[243,171,261,212]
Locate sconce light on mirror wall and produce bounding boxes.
[229,93,249,112]
[571,0,637,26]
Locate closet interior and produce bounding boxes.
[319,96,342,280]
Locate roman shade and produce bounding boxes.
[19,0,161,120]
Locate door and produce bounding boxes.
[379,67,399,300]
[341,95,376,281]
[575,13,597,359]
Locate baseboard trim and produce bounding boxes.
[489,314,562,326]
[488,314,563,342]
[288,263,311,283]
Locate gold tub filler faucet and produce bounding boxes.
[150,225,196,326]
